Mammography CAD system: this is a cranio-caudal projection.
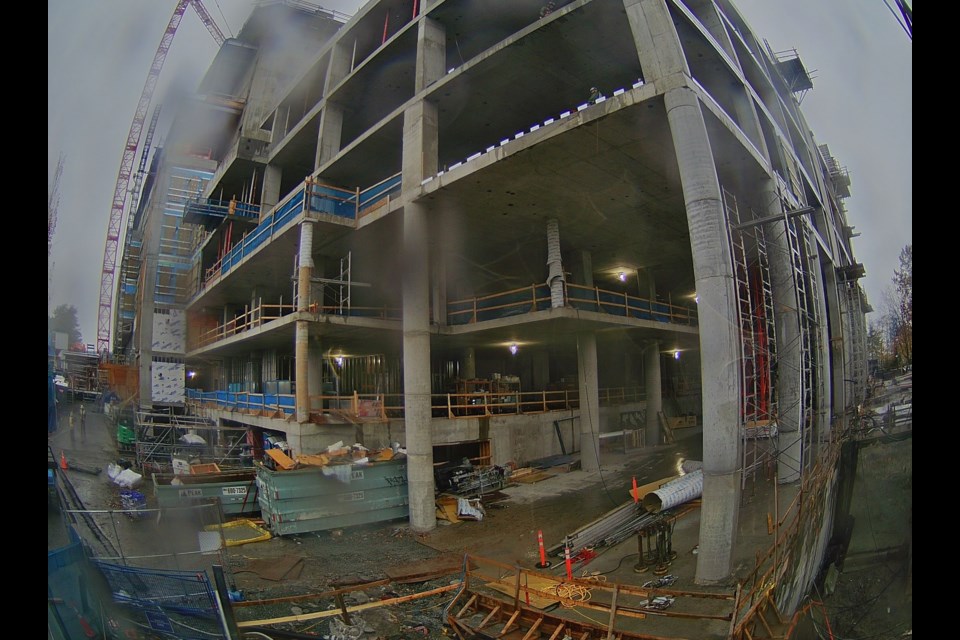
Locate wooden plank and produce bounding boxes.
[447,616,469,640]
[520,617,543,640]
[498,610,521,637]
[384,554,463,583]
[478,604,501,630]
[605,584,619,640]
[547,623,566,640]
[456,594,478,619]
[265,447,297,470]
[486,574,561,609]
[237,582,460,627]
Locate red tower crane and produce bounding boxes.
[96,0,226,356]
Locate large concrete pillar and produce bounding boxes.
[809,236,832,455]
[316,105,344,168]
[416,18,446,91]
[760,184,803,484]
[645,341,662,446]
[295,221,314,424]
[577,332,601,472]
[261,165,282,216]
[665,86,741,584]
[401,28,441,528]
[431,251,446,326]
[463,347,476,380]
[823,262,846,422]
[402,201,435,532]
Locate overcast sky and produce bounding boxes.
[48,0,911,345]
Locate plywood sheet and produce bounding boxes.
[486,573,561,609]
[265,447,297,470]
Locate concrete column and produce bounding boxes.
[262,349,277,383]
[577,332,601,472]
[577,250,594,287]
[645,341,662,446]
[402,201,435,532]
[316,105,344,168]
[431,251,446,326]
[261,165,282,215]
[624,0,690,83]
[401,105,439,192]
[270,105,291,144]
[665,86,741,584]
[809,240,832,453]
[416,18,446,92]
[463,347,476,380]
[326,40,353,90]
[760,184,803,484]
[295,221,315,424]
[401,92,439,532]
[640,268,656,301]
[546,219,565,308]
[823,265,846,421]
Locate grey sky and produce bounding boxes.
[48,0,911,345]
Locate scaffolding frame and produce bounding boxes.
[132,407,246,474]
[723,188,778,493]
[797,220,823,473]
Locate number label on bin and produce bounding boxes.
[222,486,248,496]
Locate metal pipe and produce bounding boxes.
[641,470,703,513]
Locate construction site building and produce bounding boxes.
[115,0,869,597]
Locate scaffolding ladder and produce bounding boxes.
[799,220,824,467]
[723,189,778,493]
[782,209,818,477]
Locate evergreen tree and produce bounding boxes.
[49,304,82,347]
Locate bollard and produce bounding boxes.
[564,546,573,580]
[536,530,551,568]
[632,476,639,503]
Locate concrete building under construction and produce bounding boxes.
[114,0,870,597]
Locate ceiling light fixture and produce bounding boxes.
[509,343,518,355]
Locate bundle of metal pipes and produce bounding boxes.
[546,501,662,559]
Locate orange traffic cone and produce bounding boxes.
[60,451,68,470]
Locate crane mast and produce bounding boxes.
[48,155,65,257]
[96,0,225,356]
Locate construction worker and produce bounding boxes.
[539,1,555,18]
[79,403,86,438]
[589,86,601,102]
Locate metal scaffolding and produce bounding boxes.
[132,407,246,474]
[796,219,823,474]
[723,189,778,492]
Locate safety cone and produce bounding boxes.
[60,451,68,470]
[632,476,639,503]
[535,530,551,569]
